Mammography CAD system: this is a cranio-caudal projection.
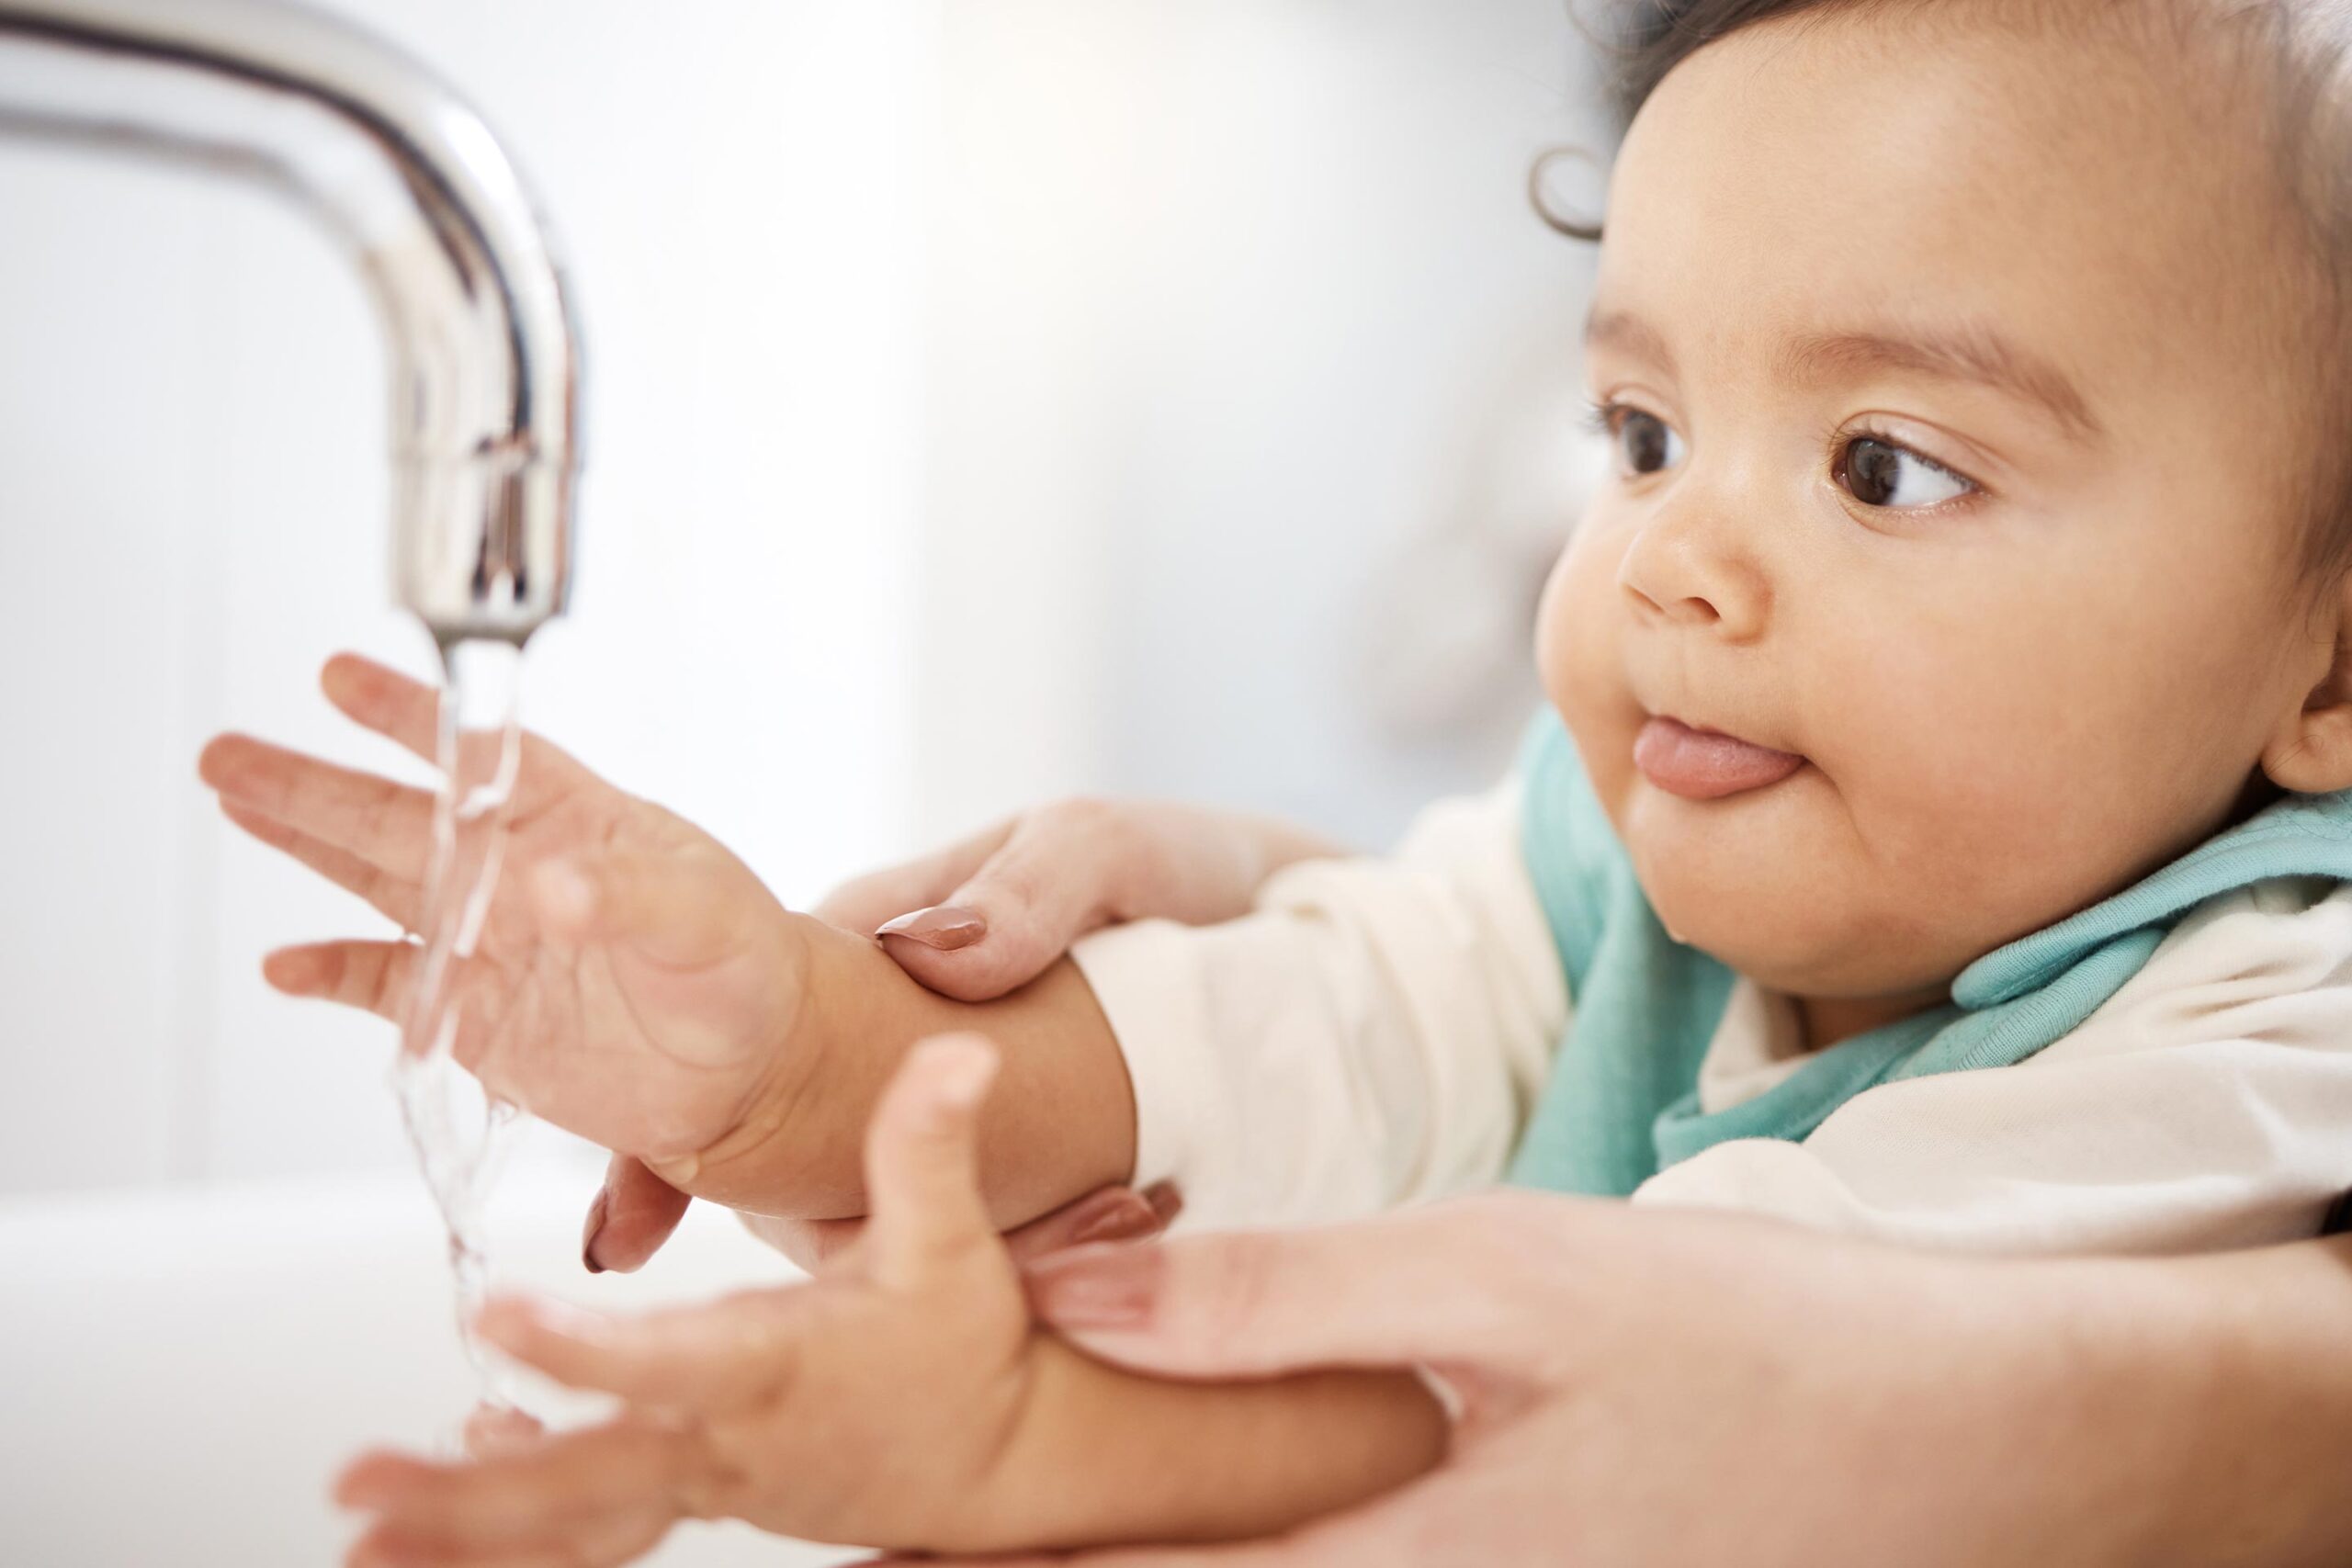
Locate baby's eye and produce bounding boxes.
[1600,406,1685,478]
[1836,435,1973,510]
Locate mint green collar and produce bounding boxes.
[1506,707,2352,1197]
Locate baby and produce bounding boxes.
[200,0,2352,1558]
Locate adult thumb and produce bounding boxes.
[874,807,1129,1001]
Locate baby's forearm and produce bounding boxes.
[678,914,1136,1224]
[952,1337,1448,1553]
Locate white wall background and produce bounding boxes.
[922,0,1607,852]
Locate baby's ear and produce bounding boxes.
[2263,573,2352,795]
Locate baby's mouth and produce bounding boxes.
[1633,715,1806,800]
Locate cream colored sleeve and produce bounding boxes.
[1069,776,1568,1230]
[1631,877,2352,1254]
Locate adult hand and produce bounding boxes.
[877,1191,2269,1568]
[583,799,1340,1272]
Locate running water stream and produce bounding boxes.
[392,637,531,1412]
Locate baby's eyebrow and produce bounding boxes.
[1778,325,2104,443]
[1582,306,2104,444]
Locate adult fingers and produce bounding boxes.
[739,1179,1175,1273]
[871,803,1133,1002]
[1001,1181,1181,1266]
[472,1290,813,1416]
[869,801,1349,1004]
[582,1156,693,1275]
[811,816,1017,936]
[219,797,421,931]
[199,733,435,880]
[1023,1193,1584,1379]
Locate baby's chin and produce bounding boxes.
[1620,785,1954,999]
[1642,887,1932,1000]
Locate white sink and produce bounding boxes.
[0,1156,858,1566]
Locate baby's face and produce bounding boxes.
[1540,5,2340,1008]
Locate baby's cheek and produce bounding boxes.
[1531,543,1582,715]
[1810,635,2168,956]
[1533,526,1630,732]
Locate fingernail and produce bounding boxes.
[1068,1194,1160,1248]
[1140,1180,1185,1226]
[1026,1246,1159,1328]
[581,1189,610,1274]
[874,904,988,951]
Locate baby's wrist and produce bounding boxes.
[924,1334,1138,1553]
[644,910,831,1211]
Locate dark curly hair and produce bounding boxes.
[1531,0,2352,576]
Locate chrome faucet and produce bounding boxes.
[0,0,581,645]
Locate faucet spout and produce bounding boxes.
[0,0,582,645]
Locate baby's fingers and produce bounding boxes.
[220,798,420,931]
[200,734,434,879]
[341,1419,686,1561]
[473,1292,816,1415]
[350,1521,669,1568]
[264,939,418,1021]
[322,651,587,817]
[462,1404,544,1460]
[864,1033,1001,1293]
[321,652,442,763]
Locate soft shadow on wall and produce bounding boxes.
[922,0,1613,854]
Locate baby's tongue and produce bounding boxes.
[1634,716,1804,800]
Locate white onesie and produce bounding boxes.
[1069,775,2352,1252]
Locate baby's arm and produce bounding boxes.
[1070,775,1566,1227]
[219,653,1553,1247]
[680,919,1139,1227]
[340,1035,1447,1562]
[957,1334,1446,1552]
[209,656,1140,1235]
[690,774,1560,1236]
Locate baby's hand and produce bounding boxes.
[336,1033,1044,1562]
[200,654,811,1190]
